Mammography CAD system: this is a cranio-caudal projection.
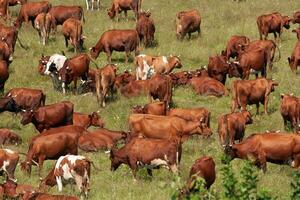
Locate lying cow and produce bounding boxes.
[110,138,181,180]
[288,41,300,73]
[280,94,300,132]
[2,180,36,199]
[120,79,149,97]
[176,9,201,40]
[231,78,278,114]
[132,101,167,115]
[218,111,253,147]
[222,35,250,59]
[22,192,79,200]
[0,148,19,181]
[0,129,21,145]
[73,112,104,129]
[20,101,74,132]
[189,76,228,97]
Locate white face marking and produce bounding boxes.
[4,149,14,154]
[162,56,168,65]
[138,54,146,58]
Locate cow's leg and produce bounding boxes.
[264,96,269,114]
[105,50,112,63]
[73,78,78,94]
[125,51,130,64]
[231,99,237,113]
[169,164,178,175]
[147,169,153,177]
[65,37,68,48]
[129,160,138,181]
[56,176,63,192]
[124,10,128,21]
[197,26,201,37]
[86,0,89,10]
[255,103,259,115]
[258,154,267,173]
[91,0,94,10]
[188,32,191,39]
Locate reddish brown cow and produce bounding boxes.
[120,79,149,97]
[48,5,85,26]
[0,23,19,52]
[218,111,253,147]
[0,0,9,21]
[34,13,54,45]
[169,69,208,86]
[0,149,19,181]
[20,101,73,132]
[0,60,8,94]
[189,76,228,97]
[292,28,300,41]
[132,101,167,115]
[136,11,155,46]
[0,129,21,145]
[110,138,181,180]
[231,78,278,114]
[8,0,26,6]
[222,35,250,59]
[176,9,201,40]
[22,192,79,200]
[107,0,140,21]
[0,88,45,113]
[280,94,300,132]
[288,41,300,73]
[2,180,36,199]
[114,70,136,88]
[225,133,300,172]
[73,112,104,129]
[90,29,140,63]
[292,11,300,25]
[62,18,85,52]
[14,1,51,29]
[0,39,12,63]
[148,74,172,107]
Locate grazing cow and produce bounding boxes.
[120,79,149,97]
[148,74,173,107]
[280,94,300,132]
[95,64,117,107]
[134,54,182,80]
[0,60,8,94]
[34,13,53,45]
[225,133,300,172]
[292,11,300,25]
[48,5,85,26]
[0,129,21,145]
[257,12,291,40]
[14,1,51,29]
[2,180,36,199]
[58,53,90,94]
[218,111,253,147]
[107,0,140,21]
[293,28,300,41]
[136,11,155,46]
[8,0,26,6]
[231,78,278,114]
[0,149,19,181]
[86,0,100,10]
[0,88,45,113]
[73,112,104,129]
[222,35,250,59]
[20,101,74,132]
[129,114,212,141]
[0,0,9,21]
[62,18,86,52]
[22,192,79,200]
[288,41,300,73]
[90,29,140,63]
[110,138,181,180]
[132,101,166,115]
[38,54,67,75]
[176,9,201,40]
[189,76,228,97]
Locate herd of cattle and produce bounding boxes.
[0,0,298,199]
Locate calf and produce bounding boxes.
[73,112,104,129]
[218,111,253,147]
[136,11,155,46]
[189,76,227,97]
[222,35,250,59]
[0,149,19,181]
[0,129,21,145]
[0,60,8,94]
[176,9,201,40]
[288,41,300,73]
[0,0,9,21]
[231,78,278,114]
[48,5,85,26]
[293,28,300,41]
[280,94,300,132]
[110,138,181,180]
[132,101,166,115]
[148,74,173,107]
[3,180,36,199]
[34,13,54,45]
[20,101,73,132]
[107,0,140,21]
[90,29,139,63]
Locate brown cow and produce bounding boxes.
[2,180,36,199]
[114,70,136,88]
[231,78,278,114]
[0,23,19,52]
[95,64,117,107]
[120,79,149,97]
[0,60,8,94]
[168,69,208,86]
[110,138,181,180]
[107,0,140,21]
[0,39,12,63]
[148,74,172,107]
[73,112,104,129]
[222,35,250,59]
[218,111,253,147]
[136,11,155,46]
[0,149,19,181]
[0,0,9,21]
[257,12,290,41]
[14,1,51,29]
[280,94,300,132]
[292,11,300,25]
[288,41,300,73]
[129,114,212,141]
[90,29,140,63]
[132,101,167,115]
[292,28,300,41]
[0,129,21,145]
[20,101,74,132]
[8,0,26,6]
[176,9,201,40]
[189,76,228,97]
[22,192,79,200]
[48,5,85,26]
[34,13,54,45]
[225,133,300,172]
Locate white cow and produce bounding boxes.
[86,0,101,11]
[43,54,67,76]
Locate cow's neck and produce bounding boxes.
[182,121,199,134]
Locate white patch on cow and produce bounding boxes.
[142,60,151,80]
[162,56,168,65]
[1,160,10,178]
[44,54,67,75]
[250,69,259,75]
[4,149,14,154]
[56,176,63,191]
[150,159,168,166]
[170,164,178,174]
[291,160,295,167]
[176,152,179,164]
[66,155,86,165]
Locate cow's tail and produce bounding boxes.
[231,81,238,112]
[273,42,281,62]
[224,115,230,147]
[76,21,80,51]
[81,7,85,23]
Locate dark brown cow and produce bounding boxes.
[0,39,12,63]
[288,41,300,73]
[110,138,181,180]
[231,78,278,114]
[34,13,54,45]
[8,0,26,6]
[107,0,140,21]
[129,114,212,141]
[292,28,300,41]
[2,180,36,199]
[189,76,228,97]
[136,11,155,46]
[62,18,85,53]
[148,74,172,107]
[280,94,300,132]
[0,129,21,145]
[90,29,140,63]
[120,79,149,97]
[0,0,9,21]
[218,111,253,147]
[58,53,90,94]
[73,112,104,129]
[222,35,250,59]
[257,12,290,40]
[0,149,19,181]
[292,11,300,25]
[95,64,117,107]
[22,192,79,200]
[176,9,201,40]
[0,60,8,94]
[132,101,166,115]
[20,101,74,132]
[225,133,300,172]
[48,5,84,26]
[14,1,51,29]
[0,88,45,113]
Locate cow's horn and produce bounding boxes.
[31,159,39,166]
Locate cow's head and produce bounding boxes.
[241,110,253,125]
[38,54,50,75]
[89,112,105,128]
[0,97,18,113]
[228,61,242,78]
[170,56,182,69]
[89,47,100,59]
[131,105,144,114]
[10,134,22,145]
[138,11,151,19]
[20,110,34,125]
[3,180,18,198]
[191,118,213,137]
[107,7,116,19]
[282,16,291,29]
[223,145,238,161]
[20,161,32,174]
[268,79,279,92]
[110,149,122,171]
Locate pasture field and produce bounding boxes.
[1,0,300,199]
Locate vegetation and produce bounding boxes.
[1,0,300,199]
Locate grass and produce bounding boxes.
[1,0,300,199]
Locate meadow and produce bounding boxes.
[1,0,300,199]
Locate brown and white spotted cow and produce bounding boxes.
[0,149,19,181]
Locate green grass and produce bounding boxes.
[1,0,300,199]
